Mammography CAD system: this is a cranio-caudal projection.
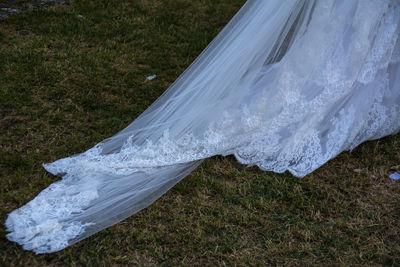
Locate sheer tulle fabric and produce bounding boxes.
[6,0,400,253]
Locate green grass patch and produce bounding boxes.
[1,0,399,265]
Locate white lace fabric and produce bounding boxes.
[6,0,400,253]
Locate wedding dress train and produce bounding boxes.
[6,0,400,253]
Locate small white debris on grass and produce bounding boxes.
[146,74,157,81]
[389,172,400,180]
[77,14,84,18]
[1,8,21,13]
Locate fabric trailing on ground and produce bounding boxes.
[6,0,400,253]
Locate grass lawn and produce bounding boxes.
[1,0,399,265]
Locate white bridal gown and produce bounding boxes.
[6,0,400,253]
